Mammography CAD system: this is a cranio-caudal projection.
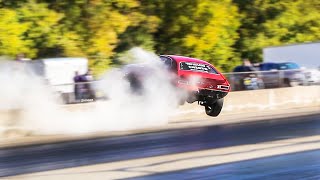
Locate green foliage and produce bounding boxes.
[18,1,64,57]
[182,0,241,71]
[0,0,319,73]
[0,9,29,56]
[0,0,63,58]
[145,0,241,71]
[41,0,149,74]
[234,0,320,62]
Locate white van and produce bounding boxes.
[31,57,89,103]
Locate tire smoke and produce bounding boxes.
[0,48,180,136]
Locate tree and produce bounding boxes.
[42,0,148,74]
[0,9,29,57]
[17,0,64,58]
[234,0,320,62]
[0,0,63,58]
[113,0,161,64]
[153,0,241,71]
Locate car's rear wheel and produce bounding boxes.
[205,98,224,117]
[126,73,144,94]
[282,78,299,87]
[282,78,291,87]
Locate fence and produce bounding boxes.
[223,69,312,91]
[52,69,319,104]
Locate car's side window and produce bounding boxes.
[208,65,219,74]
[272,64,279,70]
[261,64,271,71]
[160,56,177,72]
[160,56,172,67]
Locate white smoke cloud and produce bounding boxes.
[0,48,181,136]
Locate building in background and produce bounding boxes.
[263,42,320,84]
[263,42,320,69]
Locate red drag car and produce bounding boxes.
[124,55,230,117]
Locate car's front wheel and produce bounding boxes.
[205,98,224,117]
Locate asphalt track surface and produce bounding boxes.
[130,149,320,180]
[1,113,320,179]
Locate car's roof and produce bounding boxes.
[234,65,254,68]
[260,62,300,66]
[164,55,211,65]
[260,62,278,65]
[278,62,298,65]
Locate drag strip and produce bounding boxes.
[129,149,320,180]
[1,113,320,178]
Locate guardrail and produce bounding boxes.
[51,69,319,104]
[222,69,311,91]
[51,81,100,104]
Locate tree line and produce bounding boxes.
[0,0,319,73]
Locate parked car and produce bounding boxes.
[304,68,320,85]
[230,65,263,91]
[122,55,231,117]
[257,62,305,88]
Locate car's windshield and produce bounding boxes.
[180,62,218,74]
[278,63,300,70]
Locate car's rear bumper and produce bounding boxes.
[177,83,230,94]
[197,89,228,99]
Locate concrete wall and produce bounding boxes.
[173,86,320,118]
[223,86,320,113]
[1,86,319,136]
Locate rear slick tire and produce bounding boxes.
[205,98,224,117]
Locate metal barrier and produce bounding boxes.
[51,69,319,103]
[52,81,100,104]
[223,69,312,91]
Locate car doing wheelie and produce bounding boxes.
[123,55,231,117]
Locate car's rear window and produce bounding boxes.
[260,63,279,71]
[160,56,173,67]
[180,62,218,74]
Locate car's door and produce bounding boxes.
[260,63,280,88]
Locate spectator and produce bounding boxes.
[243,58,252,66]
